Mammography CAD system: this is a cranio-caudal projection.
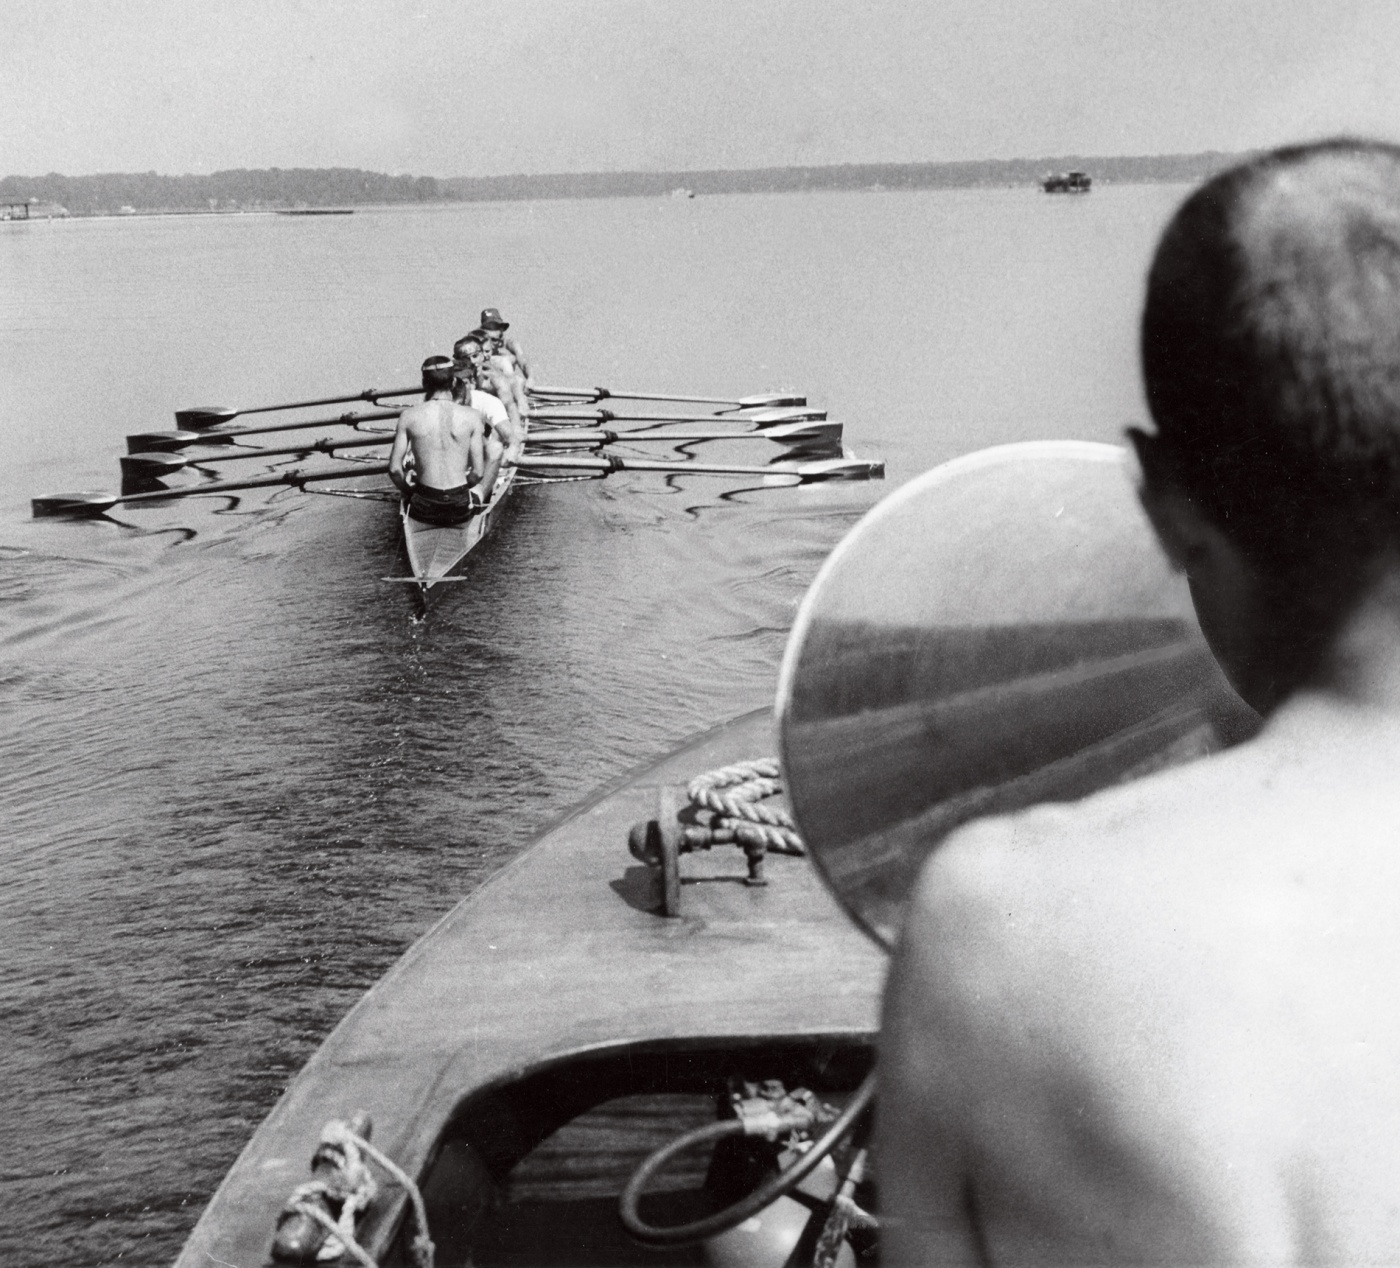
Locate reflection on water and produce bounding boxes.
[0,185,1186,1264]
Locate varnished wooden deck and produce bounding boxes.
[175,708,885,1267]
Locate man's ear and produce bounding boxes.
[1127,427,1218,572]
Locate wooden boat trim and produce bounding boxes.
[175,708,884,1266]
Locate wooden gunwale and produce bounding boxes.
[174,708,884,1267]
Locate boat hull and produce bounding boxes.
[174,709,882,1267]
[400,457,519,598]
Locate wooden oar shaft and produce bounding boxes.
[531,386,749,405]
[529,407,828,425]
[129,424,832,480]
[236,388,417,417]
[210,408,401,440]
[175,391,415,428]
[529,387,807,408]
[527,426,835,444]
[513,454,879,479]
[117,464,393,506]
[127,410,402,453]
[120,434,393,477]
[186,434,390,463]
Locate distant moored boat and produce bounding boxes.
[1042,170,1092,193]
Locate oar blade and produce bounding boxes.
[120,451,189,478]
[791,457,886,482]
[746,407,828,423]
[174,406,239,430]
[759,420,844,445]
[126,429,228,453]
[32,492,120,518]
[738,392,807,408]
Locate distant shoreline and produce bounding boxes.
[439,151,1246,203]
[1,152,1246,218]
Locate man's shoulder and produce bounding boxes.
[906,742,1256,959]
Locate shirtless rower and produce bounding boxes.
[478,307,532,420]
[453,333,525,469]
[883,138,1400,1265]
[389,355,488,524]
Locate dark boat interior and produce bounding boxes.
[386,1036,876,1267]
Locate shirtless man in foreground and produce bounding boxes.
[389,356,488,524]
[883,139,1400,1265]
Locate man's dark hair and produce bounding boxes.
[1142,138,1400,581]
[421,355,455,393]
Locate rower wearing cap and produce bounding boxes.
[389,355,489,525]
[479,307,532,380]
[478,307,532,420]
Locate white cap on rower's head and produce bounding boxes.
[421,355,456,391]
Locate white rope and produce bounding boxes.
[281,1120,435,1268]
[345,1127,436,1268]
[288,1187,378,1267]
[685,758,805,854]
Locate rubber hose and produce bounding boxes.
[618,1072,877,1247]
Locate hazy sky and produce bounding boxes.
[5,0,1400,177]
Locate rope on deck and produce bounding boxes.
[684,758,805,855]
[278,1119,435,1268]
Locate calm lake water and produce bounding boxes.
[0,184,1186,1265]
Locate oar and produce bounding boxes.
[33,465,394,518]
[128,407,820,453]
[514,454,883,481]
[127,409,401,453]
[527,386,807,409]
[175,388,417,429]
[34,451,883,518]
[120,435,392,478]
[123,419,840,478]
[527,406,828,425]
[527,420,843,446]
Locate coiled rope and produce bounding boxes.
[682,758,804,855]
[285,1121,434,1268]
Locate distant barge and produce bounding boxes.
[276,208,355,216]
[1042,170,1092,193]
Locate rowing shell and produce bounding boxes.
[399,453,521,599]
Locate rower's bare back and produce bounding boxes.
[884,695,1400,1266]
[400,398,484,490]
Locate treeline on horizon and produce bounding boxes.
[1,153,1245,215]
[441,152,1247,201]
[0,168,442,215]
